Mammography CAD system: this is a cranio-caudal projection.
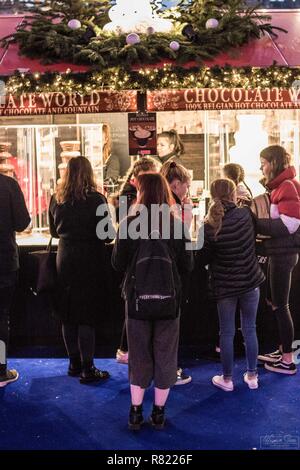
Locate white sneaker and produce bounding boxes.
[212,375,234,392]
[243,373,258,390]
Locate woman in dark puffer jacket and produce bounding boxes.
[198,179,265,392]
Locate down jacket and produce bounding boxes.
[198,202,265,300]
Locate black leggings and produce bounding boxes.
[268,253,299,354]
[62,323,95,368]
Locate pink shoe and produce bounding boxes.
[243,373,259,389]
[116,349,128,364]
[212,375,234,392]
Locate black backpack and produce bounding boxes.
[122,235,181,321]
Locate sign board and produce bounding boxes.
[0,90,138,116]
[128,112,157,156]
[147,88,300,111]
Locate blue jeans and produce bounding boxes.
[217,288,260,379]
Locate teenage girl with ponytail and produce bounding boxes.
[198,179,265,391]
[223,163,253,206]
[156,130,185,165]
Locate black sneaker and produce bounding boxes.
[175,368,192,386]
[0,369,19,387]
[265,360,297,375]
[258,350,282,363]
[149,405,165,430]
[128,405,144,431]
[80,366,110,384]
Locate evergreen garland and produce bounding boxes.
[3,65,300,95]
[0,0,287,68]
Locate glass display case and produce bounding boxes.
[35,124,103,230]
[0,124,103,237]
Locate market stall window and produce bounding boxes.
[0,123,104,234]
[210,109,300,196]
[157,109,300,197]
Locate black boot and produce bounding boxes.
[68,357,82,377]
[128,405,144,430]
[80,363,110,384]
[150,405,165,429]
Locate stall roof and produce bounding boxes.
[0,15,89,75]
[0,11,298,75]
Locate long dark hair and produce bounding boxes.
[56,156,97,204]
[136,173,174,209]
[102,123,112,164]
[260,145,291,182]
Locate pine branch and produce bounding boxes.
[1,0,288,70]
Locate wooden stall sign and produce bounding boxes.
[0,90,138,116]
[147,88,300,111]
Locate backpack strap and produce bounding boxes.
[120,244,140,300]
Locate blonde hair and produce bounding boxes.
[102,123,112,164]
[157,129,185,156]
[121,157,160,193]
[160,160,191,185]
[132,156,160,177]
[206,178,236,239]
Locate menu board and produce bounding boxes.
[128,113,157,157]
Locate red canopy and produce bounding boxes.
[0,15,89,75]
[0,11,298,75]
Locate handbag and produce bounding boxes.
[26,238,57,295]
[250,192,271,256]
[251,193,271,239]
[251,193,270,219]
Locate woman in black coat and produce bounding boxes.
[49,157,115,383]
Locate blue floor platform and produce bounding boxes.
[1,357,299,450]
